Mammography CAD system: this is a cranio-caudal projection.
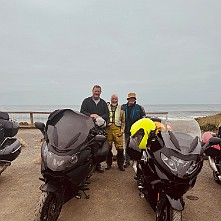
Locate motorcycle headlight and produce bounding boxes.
[47,151,65,170]
[161,153,194,175]
[186,163,197,175]
[161,153,177,171]
[43,147,79,171]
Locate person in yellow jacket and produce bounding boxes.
[105,94,126,171]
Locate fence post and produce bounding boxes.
[30,112,34,127]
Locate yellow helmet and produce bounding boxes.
[130,118,156,149]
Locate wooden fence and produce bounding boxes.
[7,111,168,128]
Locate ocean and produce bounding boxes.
[1,104,221,124]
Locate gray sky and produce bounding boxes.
[0,0,220,105]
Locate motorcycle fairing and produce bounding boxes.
[152,144,202,179]
[160,131,202,156]
[45,109,94,155]
[42,144,92,172]
[156,190,184,219]
[165,193,184,211]
[40,180,62,195]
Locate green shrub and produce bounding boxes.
[195,113,221,132]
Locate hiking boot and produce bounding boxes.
[117,149,125,171]
[124,161,130,168]
[106,165,111,170]
[119,166,125,171]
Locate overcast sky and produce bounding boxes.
[0,0,220,105]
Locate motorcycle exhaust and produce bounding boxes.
[208,156,218,173]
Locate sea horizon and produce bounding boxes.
[1,104,221,120]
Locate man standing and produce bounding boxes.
[106,94,125,171]
[80,85,109,173]
[121,92,146,168]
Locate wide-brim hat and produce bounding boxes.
[127,92,136,100]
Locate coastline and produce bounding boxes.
[195,113,221,132]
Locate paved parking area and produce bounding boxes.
[0,129,221,221]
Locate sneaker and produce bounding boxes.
[124,161,130,168]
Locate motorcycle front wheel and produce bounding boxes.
[156,206,182,221]
[213,170,221,184]
[171,209,182,221]
[34,191,62,221]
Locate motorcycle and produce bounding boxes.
[34,109,108,221]
[127,117,221,221]
[202,124,221,184]
[0,111,21,175]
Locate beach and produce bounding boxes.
[0,129,221,221]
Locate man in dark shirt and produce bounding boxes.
[80,85,109,173]
[121,92,146,168]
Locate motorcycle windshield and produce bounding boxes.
[160,118,202,155]
[45,109,94,152]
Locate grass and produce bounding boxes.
[195,113,221,132]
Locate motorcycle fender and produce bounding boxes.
[165,194,184,211]
[40,181,61,195]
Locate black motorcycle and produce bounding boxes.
[202,124,221,184]
[0,111,21,175]
[127,118,221,221]
[34,109,108,221]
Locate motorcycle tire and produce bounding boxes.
[171,209,182,221]
[156,206,182,221]
[213,171,221,184]
[34,191,62,221]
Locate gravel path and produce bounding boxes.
[0,129,221,221]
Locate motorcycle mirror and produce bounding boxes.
[94,134,106,142]
[35,122,46,137]
[209,137,221,145]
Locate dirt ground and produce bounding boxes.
[0,129,221,221]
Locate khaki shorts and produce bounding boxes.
[105,124,123,149]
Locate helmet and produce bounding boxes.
[130,118,156,149]
[94,117,106,128]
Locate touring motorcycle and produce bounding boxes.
[34,109,108,221]
[0,111,21,175]
[127,117,221,221]
[202,124,221,184]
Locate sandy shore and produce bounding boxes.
[0,129,221,221]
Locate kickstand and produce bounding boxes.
[82,190,90,199]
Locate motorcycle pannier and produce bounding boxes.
[0,111,9,120]
[0,120,19,137]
